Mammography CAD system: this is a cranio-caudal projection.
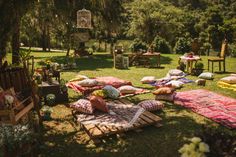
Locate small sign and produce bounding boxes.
[77,9,92,29]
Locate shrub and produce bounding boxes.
[130,38,147,52]
[152,36,172,54]
[228,44,236,57]
[174,37,191,54]
[195,62,204,69]
[196,127,236,157]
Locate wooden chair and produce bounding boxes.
[208,41,227,73]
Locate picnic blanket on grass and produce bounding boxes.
[174,89,236,129]
[217,81,236,92]
[67,76,149,97]
[75,101,145,128]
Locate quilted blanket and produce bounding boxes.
[174,89,236,129]
[76,101,145,128]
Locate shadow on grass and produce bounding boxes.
[39,103,210,157]
[160,55,173,65]
[48,54,113,71]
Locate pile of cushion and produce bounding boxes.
[153,87,176,102]
[70,95,109,114]
[166,69,186,79]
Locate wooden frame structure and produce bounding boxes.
[0,97,34,124]
[72,99,162,143]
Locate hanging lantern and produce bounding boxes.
[77,8,92,29]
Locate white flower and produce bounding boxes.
[4,95,14,105]
[191,137,202,144]
[179,144,189,153]
[199,142,210,153]
[181,152,189,157]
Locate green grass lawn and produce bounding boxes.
[8,50,236,157]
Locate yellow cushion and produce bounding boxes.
[217,81,236,92]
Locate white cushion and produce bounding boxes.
[220,76,236,84]
[166,80,184,88]
[168,69,184,76]
[198,72,214,80]
[77,79,98,87]
[118,85,138,94]
[141,76,156,84]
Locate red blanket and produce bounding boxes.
[67,76,132,95]
[174,89,236,129]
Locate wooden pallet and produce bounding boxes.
[74,99,162,143]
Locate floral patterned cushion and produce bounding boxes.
[103,85,120,99]
[138,100,164,111]
[91,89,107,98]
[70,99,94,114]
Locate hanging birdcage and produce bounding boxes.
[77,8,92,29]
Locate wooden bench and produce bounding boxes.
[0,67,41,125]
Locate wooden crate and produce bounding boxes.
[0,97,34,125]
[73,99,162,143]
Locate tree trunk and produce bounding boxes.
[41,24,47,51]
[66,48,70,56]
[110,42,114,54]
[105,41,107,52]
[12,6,20,65]
[98,40,101,51]
[0,40,7,66]
[47,25,50,52]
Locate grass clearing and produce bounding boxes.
[9,50,235,157]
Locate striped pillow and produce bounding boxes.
[70,99,94,114]
[138,100,164,111]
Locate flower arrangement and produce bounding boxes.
[0,124,35,152]
[4,94,14,109]
[34,72,42,84]
[46,94,56,106]
[41,105,53,120]
[179,137,210,157]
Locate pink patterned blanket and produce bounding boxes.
[174,89,236,129]
[66,76,149,97]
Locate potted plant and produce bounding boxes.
[0,124,35,157]
[45,94,56,106]
[193,62,204,76]
[41,105,53,120]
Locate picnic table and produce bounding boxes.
[129,52,161,67]
[179,55,201,73]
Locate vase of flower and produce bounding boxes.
[41,105,53,120]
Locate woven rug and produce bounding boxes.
[76,101,145,128]
[174,89,236,129]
